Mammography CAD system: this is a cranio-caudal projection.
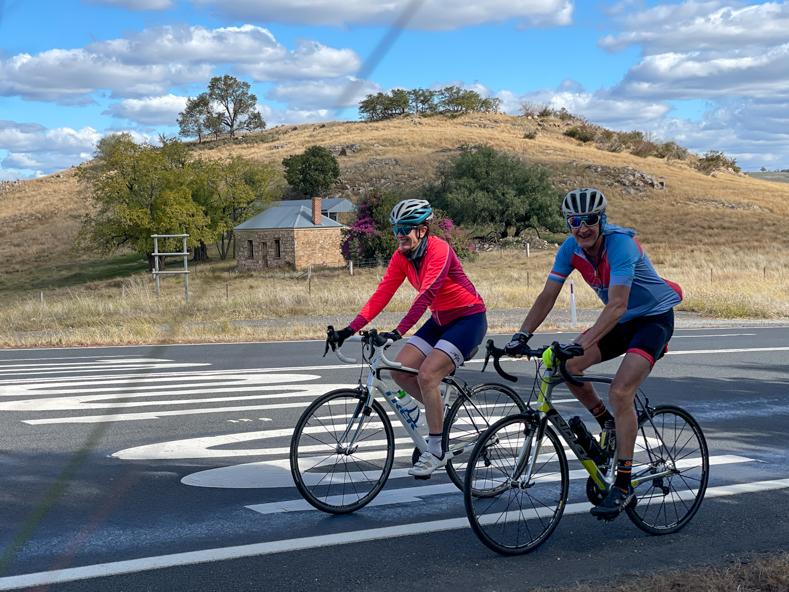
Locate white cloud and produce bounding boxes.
[257,104,337,127]
[599,1,789,54]
[0,25,360,104]
[185,0,574,30]
[102,94,188,125]
[0,121,160,178]
[84,0,175,9]
[266,78,383,110]
[0,123,102,154]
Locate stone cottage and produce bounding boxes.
[234,197,351,271]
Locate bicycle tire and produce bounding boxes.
[443,382,526,492]
[625,404,709,534]
[290,389,395,514]
[464,414,569,555]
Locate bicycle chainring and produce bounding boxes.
[586,476,606,506]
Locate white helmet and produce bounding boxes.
[389,199,433,225]
[562,188,607,218]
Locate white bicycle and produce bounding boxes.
[289,327,527,514]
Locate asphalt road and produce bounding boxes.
[0,325,788,591]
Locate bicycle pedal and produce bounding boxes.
[413,475,431,481]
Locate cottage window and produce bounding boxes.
[247,240,254,258]
[328,212,338,221]
[274,239,282,258]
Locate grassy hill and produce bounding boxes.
[1,112,788,305]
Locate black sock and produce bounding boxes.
[615,458,633,491]
[588,401,614,428]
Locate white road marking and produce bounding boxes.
[671,334,756,338]
[0,363,210,376]
[0,376,323,412]
[2,477,788,591]
[245,454,754,513]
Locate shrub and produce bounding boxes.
[630,139,657,158]
[523,131,537,140]
[654,141,689,160]
[538,105,554,118]
[696,150,741,174]
[564,126,596,143]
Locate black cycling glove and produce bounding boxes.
[505,331,532,357]
[379,329,402,342]
[328,325,354,349]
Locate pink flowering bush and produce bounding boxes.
[341,192,475,262]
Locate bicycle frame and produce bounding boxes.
[335,336,467,456]
[519,354,680,493]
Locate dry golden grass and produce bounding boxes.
[0,245,786,348]
[536,552,789,592]
[0,171,88,275]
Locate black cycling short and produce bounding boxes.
[597,309,674,368]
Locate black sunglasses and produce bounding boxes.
[567,214,600,229]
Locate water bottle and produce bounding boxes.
[568,416,603,463]
[394,390,427,436]
[600,419,616,457]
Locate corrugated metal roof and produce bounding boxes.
[278,198,355,213]
[235,204,345,230]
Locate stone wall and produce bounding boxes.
[235,227,345,271]
[235,229,296,271]
[294,227,345,269]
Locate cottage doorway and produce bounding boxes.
[260,242,269,268]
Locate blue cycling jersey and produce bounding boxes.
[548,224,682,323]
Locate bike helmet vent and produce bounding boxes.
[562,189,607,218]
[389,199,434,225]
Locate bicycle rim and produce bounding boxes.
[444,382,526,492]
[290,389,394,514]
[626,405,709,534]
[464,415,568,555]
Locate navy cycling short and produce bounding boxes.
[597,309,674,368]
[408,312,487,368]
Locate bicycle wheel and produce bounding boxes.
[625,405,709,534]
[464,414,569,555]
[444,382,526,491]
[290,389,395,514]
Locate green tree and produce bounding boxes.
[177,94,212,143]
[207,75,266,138]
[193,156,284,260]
[283,145,340,197]
[407,88,437,113]
[76,134,211,270]
[424,145,565,238]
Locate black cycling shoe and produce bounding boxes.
[590,486,636,522]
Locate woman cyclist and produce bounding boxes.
[329,199,487,478]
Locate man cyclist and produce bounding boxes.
[329,199,487,478]
[506,188,682,520]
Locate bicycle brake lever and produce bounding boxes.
[482,351,491,373]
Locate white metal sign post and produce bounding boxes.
[151,234,190,300]
[570,280,577,328]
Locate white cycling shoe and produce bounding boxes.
[408,451,448,479]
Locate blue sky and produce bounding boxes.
[1,0,788,179]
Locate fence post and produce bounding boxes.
[526,243,530,258]
[226,282,229,300]
[527,272,530,288]
[308,266,312,295]
[39,291,43,304]
[710,268,713,283]
[349,261,354,276]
